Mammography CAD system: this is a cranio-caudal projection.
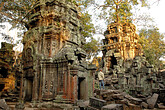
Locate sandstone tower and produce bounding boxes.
[21,0,95,103]
[102,22,158,96]
[103,22,143,71]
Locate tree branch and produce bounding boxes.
[0,11,15,20]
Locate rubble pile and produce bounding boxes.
[102,56,160,97]
[85,89,165,109]
[100,22,165,100]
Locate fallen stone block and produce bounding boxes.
[141,102,148,109]
[124,94,142,105]
[89,97,106,109]
[87,106,99,110]
[159,89,165,104]
[0,99,10,110]
[77,100,89,108]
[129,97,142,105]
[115,99,129,105]
[101,90,121,97]
[159,83,165,89]
[147,93,159,109]
[158,103,165,109]
[15,102,25,109]
[101,104,123,110]
[111,94,124,100]
[124,94,134,100]
[128,103,141,110]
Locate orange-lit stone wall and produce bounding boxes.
[103,22,143,60]
[0,42,15,92]
[102,22,143,72]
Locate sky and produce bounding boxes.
[148,0,165,34]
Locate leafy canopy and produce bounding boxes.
[139,27,165,68]
[0,0,36,43]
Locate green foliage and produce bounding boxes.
[83,37,100,59]
[0,0,36,28]
[80,12,95,38]
[74,0,99,59]
[0,0,36,42]
[139,28,165,68]
[100,0,148,23]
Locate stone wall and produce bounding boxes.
[0,42,15,92]
[0,42,21,102]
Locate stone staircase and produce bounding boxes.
[0,86,20,102]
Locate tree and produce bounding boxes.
[83,37,101,59]
[139,27,165,68]
[79,0,148,24]
[79,12,101,59]
[80,12,95,38]
[74,0,100,59]
[0,0,36,44]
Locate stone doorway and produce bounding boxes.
[0,84,5,91]
[0,67,8,91]
[78,77,86,100]
[110,55,117,69]
[25,79,33,101]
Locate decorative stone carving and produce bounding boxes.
[101,22,160,97]
[20,0,96,103]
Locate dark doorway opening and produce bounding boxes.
[25,78,33,101]
[0,67,8,78]
[0,84,5,91]
[78,77,86,100]
[110,55,117,69]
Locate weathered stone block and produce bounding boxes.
[129,97,142,105]
[141,102,148,109]
[89,97,106,109]
[127,103,141,110]
[87,106,99,110]
[111,94,124,100]
[101,104,123,110]
[147,93,159,109]
[115,99,128,105]
[0,99,10,110]
[158,103,165,109]
[159,89,165,104]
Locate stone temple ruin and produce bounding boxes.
[20,0,95,103]
[102,22,160,97]
[0,0,165,110]
[0,42,15,93]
